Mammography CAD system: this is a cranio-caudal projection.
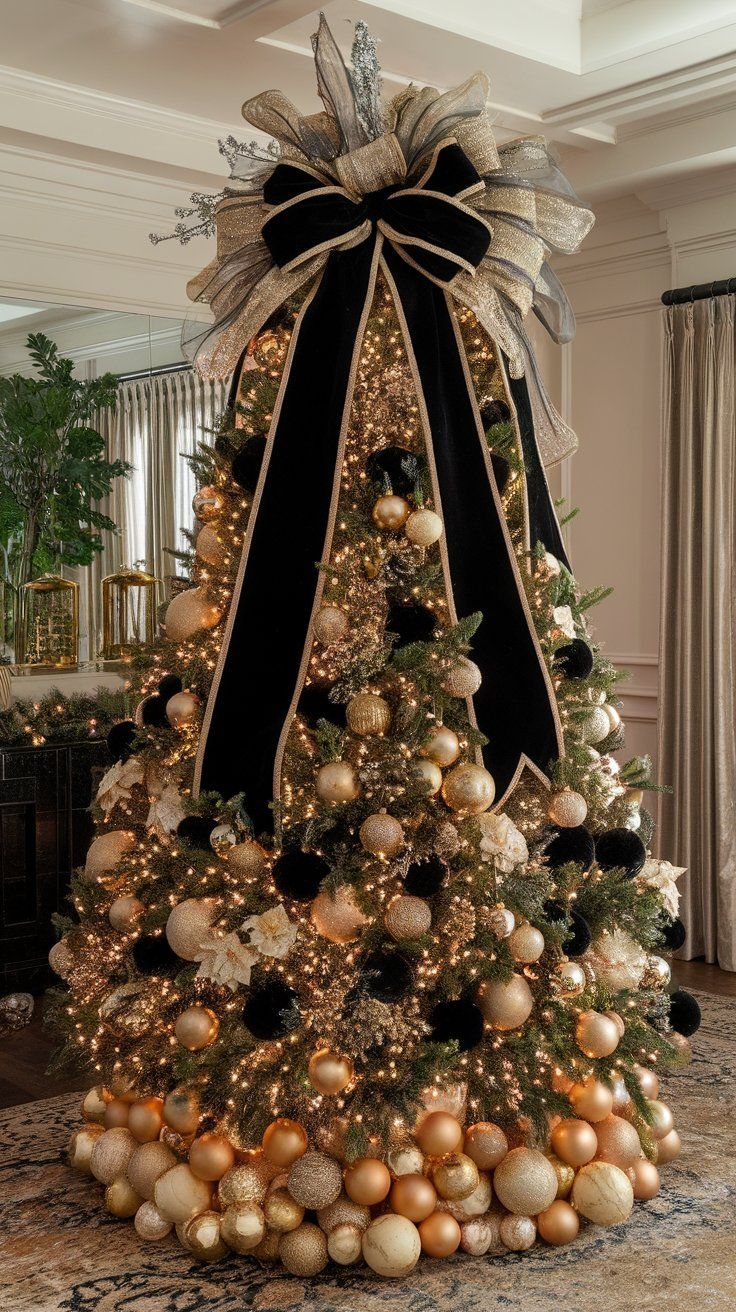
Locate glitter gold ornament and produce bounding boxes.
[195,522,227,568]
[572,1161,634,1225]
[405,508,443,547]
[344,1158,392,1206]
[90,1127,137,1185]
[548,789,588,828]
[576,1010,621,1058]
[372,494,410,530]
[420,725,460,767]
[655,1130,681,1164]
[166,691,200,727]
[385,894,432,941]
[547,1153,575,1199]
[441,762,495,814]
[328,1223,363,1264]
[419,1211,461,1257]
[164,587,223,642]
[359,811,404,857]
[432,1153,479,1201]
[537,1199,579,1245]
[68,1124,104,1174]
[84,829,135,880]
[48,939,71,978]
[315,760,359,804]
[413,758,443,795]
[492,1147,558,1215]
[594,1115,642,1168]
[250,1228,282,1262]
[165,898,219,961]
[568,1077,614,1123]
[346,692,391,736]
[415,1111,463,1158]
[220,1201,265,1252]
[218,1160,273,1207]
[311,886,367,943]
[634,1065,660,1100]
[184,1210,228,1262]
[264,1187,305,1233]
[631,1158,660,1200]
[362,1214,422,1277]
[308,1048,355,1096]
[581,705,611,744]
[287,1151,343,1209]
[105,1176,143,1218]
[477,974,533,1030]
[314,605,348,645]
[551,1118,598,1168]
[174,1005,219,1051]
[464,1122,508,1171]
[134,1200,172,1241]
[154,1163,212,1223]
[192,485,224,522]
[228,840,268,879]
[317,1192,371,1233]
[103,1098,130,1129]
[127,1141,177,1200]
[647,1100,674,1141]
[82,1086,108,1124]
[442,657,482,698]
[162,1088,200,1136]
[508,922,545,964]
[611,1077,631,1115]
[189,1133,236,1181]
[128,1097,164,1143]
[279,1222,329,1276]
[390,1173,437,1222]
[262,1118,308,1169]
[109,896,144,933]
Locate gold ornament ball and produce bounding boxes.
[189,1133,235,1182]
[195,522,227,568]
[576,1010,621,1058]
[569,1077,614,1124]
[551,1118,598,1168]
[464,1122,508,1171]
[500,1214,537,1251]
[106,1176,143,1218]
[81,1085,108,1124]
[344,1158,392,1206]
[346,692,391,736]
[134,1200,172,1241]
[486,907,516,939]
[90,1127,137,1185]
[311,886,367,943]
[279,1222,329,1276]
[604,1010,626,1037]
[362,1214,422,1277]
[385,894,432,941]
[405,508,443,547]
[631,1158,660,1200]
[508,922,545,964]
[537,1199,579,1246]
[250,1228,281,1263]
[104,1098,130,1129]
[390,1173,437,1222]
[164,587,222,642]
[128,1097,165,1143]
[218,1159,273,1207]
[421,725,460,768]
[413,757,443,795]
[184,1210,228,1262]
[165,898,219,962]
[460,1215,498,1256]
[547,1153,575,1199]
[166,691,200,728]
[634,1065,660,1101]
[667,1031,692,1063]
[48,938,71,978]
[359,811,404,857]
[315,760,359,805]
[262,1118,308,1169]
[328,1223,363,1265]
[438,1173,492,1221]
[317,1192,371,1234]
[154,1163,212,1224]
[288,1152,343,1210]
[611,1077,632,1115]
[416,1111,463,1158]
[477,974,533,1031]
[264,1187,304,1234]
[387,1145,425,1178]
[192,485,224,523]
[581,705,612,745]
[595,1115,642,1168]
[162,1088,200,1136]
[174,1005,219,1052]
[220,1201,265,1252]
[654,1129,681,1165]
[109,896,144,933]
[372,494,410,531]
[442,657,482,698]
[493,1147,558,1216]
[68,1124,104,1174]
[548,789,588,828]
[647,1100,674,1141]
[127,1141,177,1200]
[554,961,586,996]
[228,840,268,880]
[432,1153,479,1201]
[308,1048,355,1096]
[419,1211,461,1257]
[572,1161,634,1225]
[442,762,495,815]
[84,829,135,880]
[313,605,348,645]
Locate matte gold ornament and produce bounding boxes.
[595,1114,642,1168]
[220,1201,265,1252]
[163,1088,200,1135]
[165,898,219,961]
[315,760,359,804]
[262,1118,308,1169]
[413,757,443,795]
[174,1005,219,1051]
[154,1163,212,1223]
[548,789,588,828]
[547,1153,575,1199]
[362,1214,422,1277]
[500,1214,537,1251]
[464,1122,508,1171]
[632,1065,659,1101]
[317,1192,371,1234]
[108,896,144,933]
[192,485,224,523]
[419,1210,461,1257]
[127,1141,178,1200]
[359,811,404,857]
[493,1147,558,1215]
[279,1221,329,1276]
[210,823,237,857]
[164,587,223,642]
[508,922,545,964]
[654,1129,681,1164]
[82,1086,108,1125]
[390,1173,437,1222]
[572,1161,634,1225]
[195,522,227,568]
[537,1199,579,1245]
[103,1098,130,1129]
[166,691,200,727]
[287,1151,343,1210]
[647,1100,674,1141]
[554,960,586,996]
[218,1160,273,1207]
[90,1127,137,1185]
[442,762,495,814]
[105,1176,143,1218]
[184,1210,228,1262]
[551,1118,598,1168]
[311,886,367,943]
[576,1010,621,1058]
[68,1124,104,1174]
[328,1223,363,1264]
[405,508,443,547]
[569,1077,614,1123]
[432,1153,479,1201]
[84,829,136,880]
[313,605,349,645]
[627,1157,659,1200]
[308,1048,355,1096]
[581,705,612,745]
[477,974,533,1030]
[134,1200,172,1241]
[250,1228,281,1262]
[442,657,482,698]
[344,1158,392,1206]
[189,1132,235,1181]
[415,1111,463,1157]
[264,1187,304,1233]
[346,692,391,736]
[127,1097,164,1143]
[421,725,460,768]
[372,494,410,530]
[228,840,268,880]
[385,894,432,941]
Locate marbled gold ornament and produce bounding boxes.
[346,692,391,735]
[359,811,404,856]
[385,894,432,941]
[442,762,495,814]
[279,1221,329,1276]
[492,1148,558,1215]
[420,725,460,767]
[554,960,586,996]
[127,1141,178,1200]
[287,1151,343,1209]
[327,1223,363,1264]
[572,1160,634,1225]
[68,1123,104,1174]
[548,789,588,828]
[362,1214,422,1277]
[192,485,224,522]
[315,760,359,804]
[432,1153,479,1201]
[308,1048,354,1096]
[439,1171,492,1220]
[184,1210,228,1262]
[547,1153,575,1199]
[499,1214,537,1251]
[81,1086,108,1124]
[264,1188,305,1233]
[460,1215,499,1256]
[220,1201,265,1252]
[387,1145,425,1178]
[477,974,533,1030]
[413,757,443,794]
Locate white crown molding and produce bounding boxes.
[637,160,736,212]
[117,0,275,28]
[542,51,736,129]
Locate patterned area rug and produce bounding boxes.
[1,990,734,1312]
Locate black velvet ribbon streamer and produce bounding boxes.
[196,143,563,831]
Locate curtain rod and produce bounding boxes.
[661,277,736,307]
[116,361,192,383]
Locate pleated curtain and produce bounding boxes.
[658,295,736,970]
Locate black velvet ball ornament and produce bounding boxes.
[157,674,183,701]
[430,998,485,1051]
[544,825,595,872]
[176,815,217,850]
[479,398,509,428]
[595,827,647,878]
[140,694,169,728]
[360,949,413,1002]
[297,684,346,728]
[404,855,448,897]
[273,849,329,902]
[668,988,701,1037]
[106,720,137,763]
[490,452,511,496]
[562,909,593,957]
[386,601,437,646]
[554,638,595,680]
[660,916,687,952]
[232,436,267,492]
[132,934,179,976]
[243,981,300,1039]
[366,445,419,498]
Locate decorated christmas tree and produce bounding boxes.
[50,19,700,1276]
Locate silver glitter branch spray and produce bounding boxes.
[350,19,383,141]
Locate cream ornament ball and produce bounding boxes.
[572,1160,634,1225]
[477,973,533,1031]
[387,1145,426,1178]
[385,894,432,941]
[82,1086,108,1124]
[173,1004,220,1052]
[421,725,460,768]
[442,762,495,815]
[581,705,612,745]
[311,886,367,943]
[362,1214,422,1278]
[108,895,145,933]
[68,1124,105,1174]
[346,692,391,736]
[604,703,622,733]
[127,1141,178,1200]
[508,922,545,964]
[153,1163,212,1223]
[359,812,405,857]
[134,1200,173,1241]
[372,494,410,531]
[195,522,227,568]
[442,657,482,698]
[84,830,136,880]
[315,760,359,804]
[89,1127,137,1185]
[165,898,219,961]
[220,1201,266,1252]
[166,691,200,727]
[493,1148,558,1216]
[405,508,443,547]
[313,605,348,645]
[548,789,588,828]
[164,587,223,642]
[328,1223,363,1265]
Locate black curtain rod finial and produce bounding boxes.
[662,277,736,307]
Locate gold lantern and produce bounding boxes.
[20,574,79,668]
[102,567,157,660]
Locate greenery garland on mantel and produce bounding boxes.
[0,686,126,748]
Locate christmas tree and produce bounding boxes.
[51,18,700,1275]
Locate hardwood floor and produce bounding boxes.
[1,961,734,1110]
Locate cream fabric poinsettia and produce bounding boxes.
[637,858,686,919]
[96,756,145,814]
[552,605,577,639]
[242,903,298,959]
[146,783,186,841]
[194,932,258,991]
[478,812,528,872]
